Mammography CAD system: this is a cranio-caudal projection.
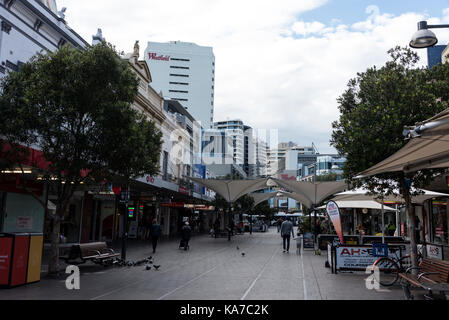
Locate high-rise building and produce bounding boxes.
[427,45,446,68]
[144,41,215,129]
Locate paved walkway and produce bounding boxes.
[0,227,409,300]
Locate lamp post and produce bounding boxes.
[409,21,449,49]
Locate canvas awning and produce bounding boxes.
[358,108,449,176]
[187,177,268,202]
[248,190,313,207]
[272,179,347,207]
[316,200,396,211]
[332,187,449,204]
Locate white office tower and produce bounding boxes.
[144,41,215,129]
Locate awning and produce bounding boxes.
[316,200,396,211]
[274,212,304,217]
[248,190,313,207]
[186,177,268,202]
[358,107,449,176]
[272,179,347,206]
[332,187,449,204]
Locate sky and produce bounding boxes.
[57,0,449,154]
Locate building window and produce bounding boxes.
[169,82,189,85]
[170,66,190,70]
[169,90,188,93]
[170,74,189,77]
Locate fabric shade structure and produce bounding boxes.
[333,187,449,204]
[272,179,347,207]
[274,212,304,217]
[249,190,313,207]
[357,108,449,176]
[186,177,268,203]
[316,200,396,211]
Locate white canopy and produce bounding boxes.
[358,108,449,176]
[333,187,449,204]
[272,179,347,207]
[249,190,313,207]
[316,200,396,211]
[274,212,304,217]
[187,177,268,202]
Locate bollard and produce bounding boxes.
[296,236,302,255]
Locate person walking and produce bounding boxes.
[277,217,283,233]
[181,221,192,250]
[281,217,295,253]
[150,219,161,254]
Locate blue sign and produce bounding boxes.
[372,243,389,257]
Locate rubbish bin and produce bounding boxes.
[27,233,43,284]
[0,233,30,288]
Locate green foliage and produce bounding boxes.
[315,172,338,181]
[0,42,163,274]
[0,42,162,185]
[254,200,276,220]
[331,46,449,194]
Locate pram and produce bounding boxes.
[179,239,190,250]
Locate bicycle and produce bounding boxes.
[371,246,423,287]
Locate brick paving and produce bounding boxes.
[0,227,416,300]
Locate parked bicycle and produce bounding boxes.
[371,246,423,286]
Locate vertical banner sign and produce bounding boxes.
[326,201,343,245]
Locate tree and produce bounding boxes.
[0,42,162,274]
[331,46,449,272]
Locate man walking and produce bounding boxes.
[277,217,283,232]
[150,219,161,254]
[281,217,295,253]
[181,221,192,250]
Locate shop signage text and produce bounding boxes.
[148,52,170,61]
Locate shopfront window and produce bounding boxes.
[431,201,448,245]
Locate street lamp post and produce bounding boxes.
[409,21,449,49]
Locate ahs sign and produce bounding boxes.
[148,52,170,61]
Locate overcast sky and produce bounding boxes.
[57,0,449,153]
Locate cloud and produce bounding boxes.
[57,1,449,153]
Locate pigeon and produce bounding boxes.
[236,246,239,250]
[241,252,245,257]
[153,265,161,270]
[145,265,152,270]
[148,256,153,261]
[127,261,134,267]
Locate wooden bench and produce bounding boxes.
[399,258,449,300]
[60,242,120,265]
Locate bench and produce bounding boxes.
[399,257,449,300]
[60,242,120,265]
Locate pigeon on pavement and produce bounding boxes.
[241,252,245,257]
[153,265,161,270]
[145,265,152,270]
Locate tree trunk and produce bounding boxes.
[48,213,61,275]
[403,187,418,275]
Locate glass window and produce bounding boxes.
[431,201,448,245]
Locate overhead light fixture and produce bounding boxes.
[410,20,449,49]
[1,169,32,174]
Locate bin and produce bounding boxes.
[27,233,43,284]
[0,233,30,288]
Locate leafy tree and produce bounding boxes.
[331,46,449,271]
[315,172,338,181]
[0,42,162,274]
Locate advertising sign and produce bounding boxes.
[326,201,343,244]
[426,243,444,260]
[336,244,408,270]
[16,216,33,230]
[303,232,315,249]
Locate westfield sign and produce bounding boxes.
[148,52,170,61]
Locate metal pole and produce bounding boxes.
[381,195,385,244]
[121,184,129,260]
